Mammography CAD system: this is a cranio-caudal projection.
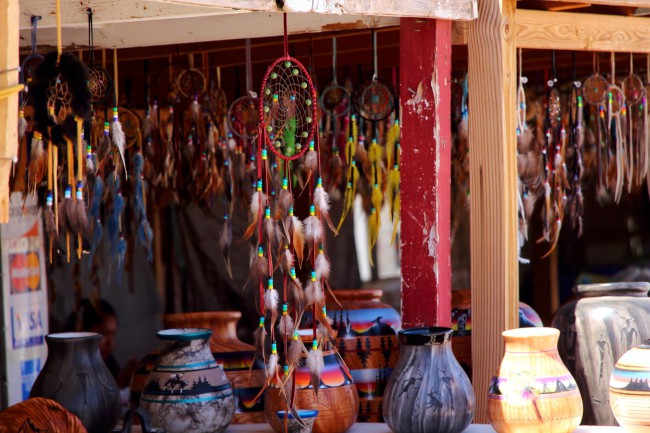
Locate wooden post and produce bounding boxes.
[399,18,452,329]
[468,0,519,421]
[0,0,20,223]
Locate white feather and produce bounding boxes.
[265,218,275,242]
[111,119,129,178]
[267,353,279,378]
[207,123,216,153]
[305,280,323,306]
[315,253,331,280]
[264,288,279,313]
[18,117,27,140]
[304,215,322,243]
[306,348,324,375]
[314,186,331,214]
[283,249,294,273]
[228,137,237,151]
[250,192,268,219]
[278,315,295,336]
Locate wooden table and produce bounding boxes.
[225,425,623,432]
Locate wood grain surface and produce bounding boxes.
[468,0,520,422]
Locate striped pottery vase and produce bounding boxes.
[610,339,650,432]
[488,327,583,433]
[140,328,235,433]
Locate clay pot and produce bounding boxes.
[264,334,359,433]
[552,282,650,425]
[275,410,318,433]
[609,339,650,432]
[130,312,265,423]
[140,328,235,433]
[326,289,400,422]
[451,289,543,379]
[30,332,121,433]
[488,327,583,433]
[0,397,87,433]
[383,327,475,433]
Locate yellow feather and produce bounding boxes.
[386,168,400,219]
[386,122,400,169]
[369,141,384,189]
[371,184,383,215]
[368,207,379,266]
[390,193,400,246]
[352,116,358,147]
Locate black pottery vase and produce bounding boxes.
[383,327,475,433]
[552,281,650,426]
[30,332,121,433]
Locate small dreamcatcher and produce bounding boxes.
[354,30,395,121]
[319,37,350,118]
[227,39,259,141]
[259,56,317,159]
[20,16,43,91]
[86,9,112,105]
[208,66,228,122]
[583,53,608,107]
[175,55,207,99]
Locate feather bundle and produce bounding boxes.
[18,111,27,140]
[368,208,379,267]
[306,346,324,395]
[28,133,47,193]
[288,277,306,315]
[219,217,233,279]
[304,215,322,245]
[305,279,323,306]
[278,314,295,337]
[111,108,128,178]
[277,188,293,219]
[385,122,400,169]
[282,248,294,275]
[314,183,337,234]
[72,191,88,234]
[241,191,268,242]
[315,252,331,281]
[288,337,307,367]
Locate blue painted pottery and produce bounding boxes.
[140,328,235,433]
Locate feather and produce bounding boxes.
[116,236,127,284]
[88,177,103,219]
[265,216,276,244]
[74,192,88,234]
[220,217,233,279]
[251,251,269,283]
[288,277,306,314]
[282,248,294,275]
[337,159,358,231]
[241,191,268,243]
[111,113,128,179]
[151,101,159,127]
[28,133,47,193]
[305,279,324,306]
[166,106,174,143]
[143,113,153,138]
[315,252,331,281]
[356,138,371,176]
[288,337,307,367]
[137,220,154,262]
[328,150,343,199]
[385,122,400,169]
[267,352,280,382]
[314,182,337,234]
[368,207,379,266]
[369,138,384,188]
[18,110,27,140]
[278,314,294,337]
[87,218,103,270]
[306,346,324,396]
[390,193,400,247]
[517,128,535,154]
[253,325,267,366]
[386,168,400,218]
[291,215,305,266]
[45,205,56,238]
[207,122,216,153]
[58,198,71,233]
[304,215,322,245]
[191,94,200,120]
[277,187,293,219]
[304,148,318,181]
[264,288,279,315]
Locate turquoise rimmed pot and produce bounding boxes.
[276,410,319,433]
[140,328,235,433]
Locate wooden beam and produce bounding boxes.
[468,0,519,422]
[515,9,650,53]
[19,11,400,50]
[0,0,20,223]
[160,0,478,20]
[539,0,650,8]
[399,18,453,329]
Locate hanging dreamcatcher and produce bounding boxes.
[621,54,648,190]
[565,52,585,238]
[319,38,350,118]
[584,53,610,193]
[175,54,207,99]
[86,9,112,105]
[20,16,43,92]
[208,66,228,124]
[227,39,260,142]
[354,30,395,122]
[608,53,627,202]
[248,14,337,426]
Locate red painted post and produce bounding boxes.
[399,18,452,329]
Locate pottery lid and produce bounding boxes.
[276,410,319,419]
[573,282,650,298]
[157,328,212,341]
[46,332,101,341]
[399,327,452,345]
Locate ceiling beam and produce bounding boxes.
[515,9,650,52]
[156,0,478,20]
[19,11,400,50]
[536,0,650,7]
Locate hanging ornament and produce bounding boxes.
[86,9,112,105]
[319,37,350,118]
[354,30,395,122]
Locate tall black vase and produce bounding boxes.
[30,332,122,433]
[383,327,475,433]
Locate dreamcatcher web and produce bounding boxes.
[319,37,350,117]
[354,30,395,121]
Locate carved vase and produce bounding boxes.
[29,332,121,433]
[488,327,583,433]
[383,327,475,433]
[140,328,235,433]
[552,282,650,425]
